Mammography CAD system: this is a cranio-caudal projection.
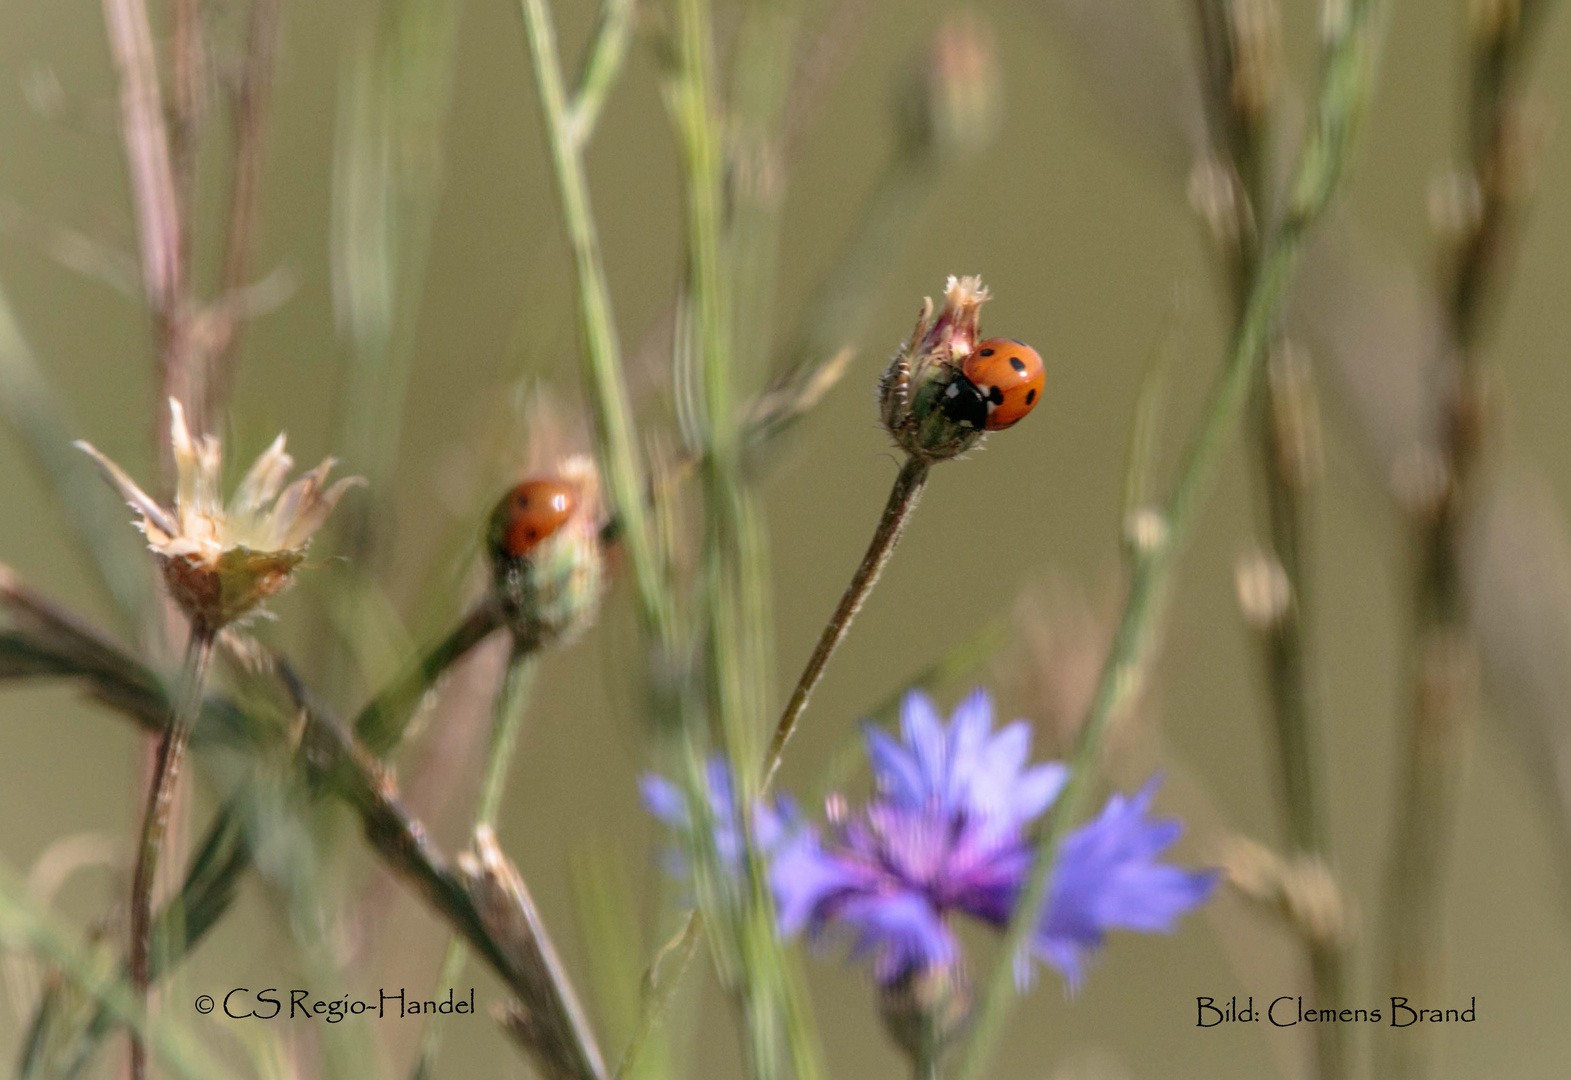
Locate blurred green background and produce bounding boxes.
[2,0,1571,1077]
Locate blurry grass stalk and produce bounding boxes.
[616,16,1004,1066]
[571,844,675,1080]
[1379,2,1557,1077]
[0,575,606,1076]
[518,0,672,640]
[1191,0,1348,1075]
[1249,341,1346,1078]
[325,0,462,721]
[665,0,816,1074]
[127,628,214,1080]
[954,0,1386,1075]
[410,648,535,1080]
[0,863,235,1080]
[332,0,460,552]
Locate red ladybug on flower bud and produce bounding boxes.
[495,478,578,559]
[940,338,1045,431]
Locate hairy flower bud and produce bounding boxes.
[879,276,992,461]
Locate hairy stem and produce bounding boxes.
[127,629,213,1080]
[763,455,929,788]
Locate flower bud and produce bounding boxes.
[486,456,605,651]
[896,12,1002,162]
[879,276,992,461]
[878,961,972,1069]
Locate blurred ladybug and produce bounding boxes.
[940,338,1045,431]
[490,478,578,560]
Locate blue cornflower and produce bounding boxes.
[770,689,1216,990]
[640,756,797,875]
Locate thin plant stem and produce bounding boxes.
[1379,4,1555,1077]
[169,0,201,270]
[353,603,503,755]
[410,648,535,1080]
[208,0,282,414]
[1255,357,1347,1080]
[569,0,637,144]
[612,910,703,1080]
[474,651,536,830]
[953,1,1384,1074]
[665,0,802,1073]
[101,0,192,466]
[518,0,668,640]
[763,455,929,789]
[100,0,181,322]
[127,628,214,1080]
[1190,0,1348,1071]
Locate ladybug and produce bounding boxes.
[940,338,1046,431]
[491,478,578,559]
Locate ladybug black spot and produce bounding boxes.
[1009,356,1026,373]
[987,385,1005,405]
[525,528,539,541]
[1025,388,1037,405]
[515,494,530,508]
[979,348,995,356]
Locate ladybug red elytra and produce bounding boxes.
[497,478,578,558]
[940,338,1046,431]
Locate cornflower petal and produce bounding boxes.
[1031,777,1219,991]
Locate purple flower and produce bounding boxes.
[771,689,1216,990]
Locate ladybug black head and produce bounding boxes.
[940,375,990,430]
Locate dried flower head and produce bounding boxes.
[486,455,606,651]
[76,400,361,633]
[879,276,993,461]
